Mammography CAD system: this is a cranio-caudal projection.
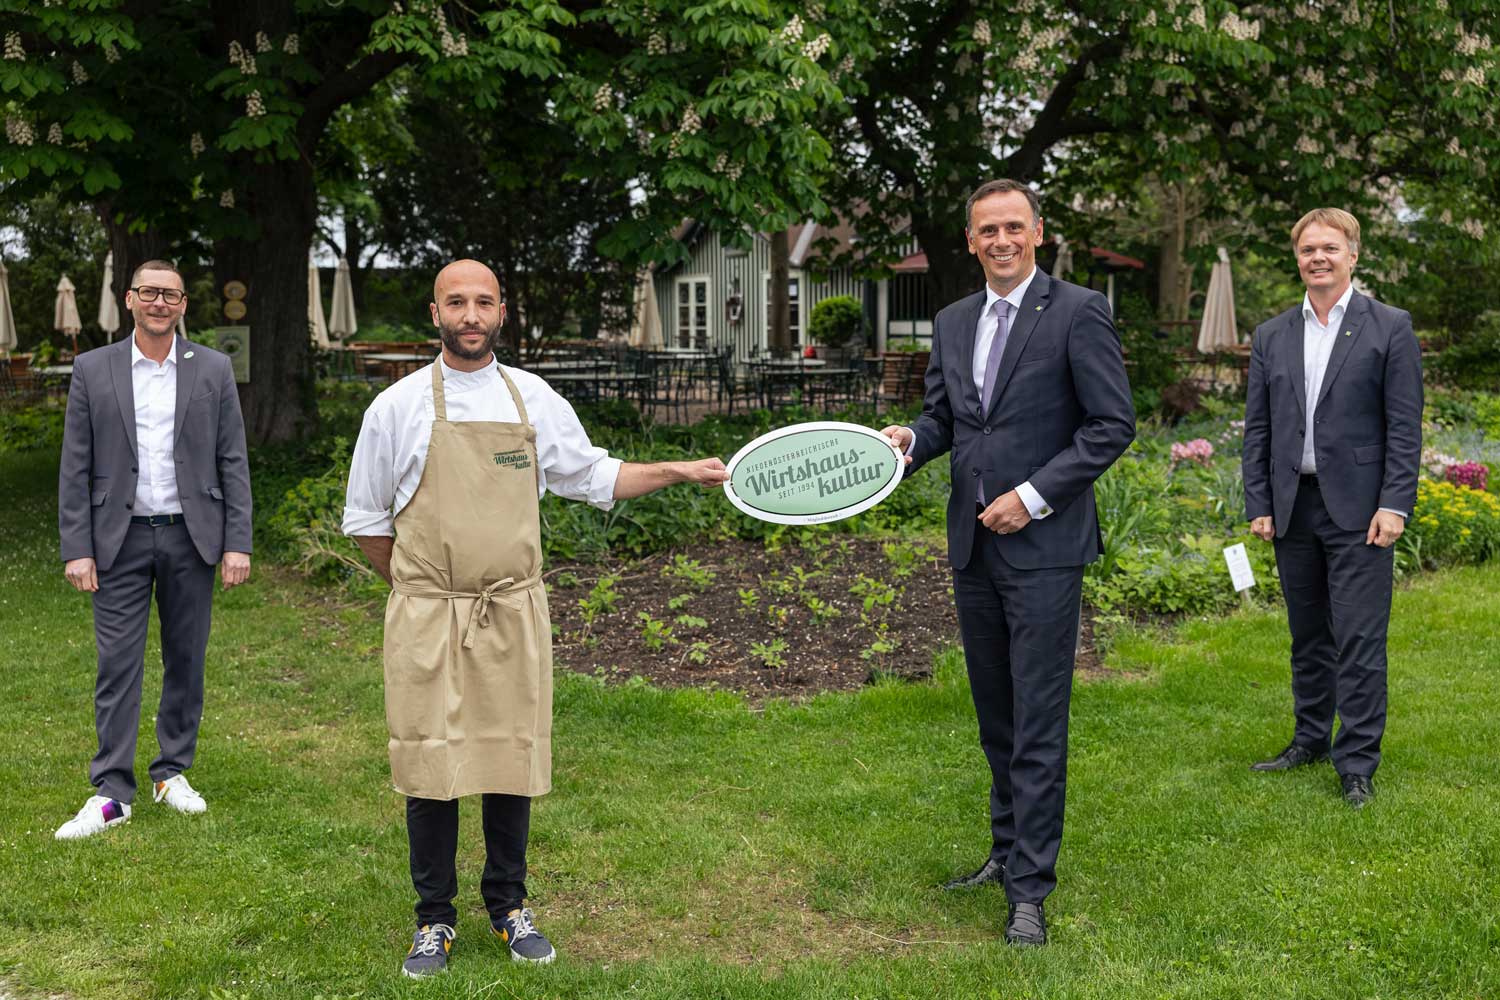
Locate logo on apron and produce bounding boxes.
[493,449,532,471]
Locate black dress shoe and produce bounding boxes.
[1340,773,1375,808]
[1250,742,1330,771]
[1005,901,1047,946]
[941,857,1005,890]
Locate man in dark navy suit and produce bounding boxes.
[1242,208,1422,808]
[880,179,1135,945]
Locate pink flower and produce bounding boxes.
[1171,438,1214,467]
[1446,461,1489,492]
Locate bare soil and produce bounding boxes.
[548,537,1105,699]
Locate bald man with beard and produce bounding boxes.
[344,260,727,977]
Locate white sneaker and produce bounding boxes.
[153,774,207,814]
[55,795,132,840]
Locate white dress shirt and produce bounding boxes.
[1299,284,1354,476]
[907,268,1052,519]
[131,333,182,516]
[342,355,623,538]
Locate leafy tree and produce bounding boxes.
[1,1,860,442]
[820,0,1499,313]
[366,85,635,358]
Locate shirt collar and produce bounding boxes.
[1301,283,1355,328]
[130,331,177,368]
[437,351,499,392]
[984,265,1038,317]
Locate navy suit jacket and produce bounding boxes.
[908,270,1136,572]
[58,335,253,572]
[1242,292,1423,536]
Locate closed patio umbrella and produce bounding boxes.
[55,275,83,354]
[0,259,17,355]
[1196,246,1239,353]
[309,258,330,348]
[328,256,357,342]
[627,270,663,349]
[98,252,121,342]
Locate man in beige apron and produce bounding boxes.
[343,260,726,978]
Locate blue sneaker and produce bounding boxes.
[492,907,556,964]
[401,923,454,978]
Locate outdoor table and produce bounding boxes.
[548,370,648,406]
[38,365,75,376]
[752,357,827,369]
[528,359,617,374]
[362,352,433,383]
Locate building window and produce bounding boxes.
[675,276,710,349]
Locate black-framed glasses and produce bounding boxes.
[132,285,186,305]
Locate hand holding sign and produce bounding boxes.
[724,422,905,525]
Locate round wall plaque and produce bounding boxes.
[223,299,247,320]
[223,280,248,300]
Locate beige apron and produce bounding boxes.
[384,363,551,799]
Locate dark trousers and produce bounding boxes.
[89,520,215,804]
[1273,478,1393,777]
[952,523,1084,904]
[407,794,530,929]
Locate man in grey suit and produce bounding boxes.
[55,260,253,840]
[880,179,1135,945]
[1242,208,1422,808]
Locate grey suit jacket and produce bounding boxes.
[908,270,1136,572]
[1242,292,1423,536]
[59,335,253,572]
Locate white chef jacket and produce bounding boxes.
[341,355,622,538]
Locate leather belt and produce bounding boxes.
[130,513,183,526]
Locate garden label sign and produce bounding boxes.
[724,422,903,525]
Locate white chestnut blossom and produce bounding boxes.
[802,32,832,61]
[246,90,265,117]
[220,190,235,209]
[973,19,992,45]
[190,132,205,157]
[1461,218,1486,240]
[592,83,613,111]
[3,32,24,60]
[780,15,804,46]
[5,116,34,145]
[255,31,272,53]
[1294,135,1321,154]
[283,34,300,55]
[47,122,62,144]
[104,45,120,64]
[71,60,88,84]
[646,32,666,56]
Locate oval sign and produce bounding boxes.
[724,421,903,525]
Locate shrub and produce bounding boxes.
[0,403,65,455]
[807,295,864,346]
[1428,313,1500,391]
[1404,478,1500,567]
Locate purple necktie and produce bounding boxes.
[981,299,1011,414]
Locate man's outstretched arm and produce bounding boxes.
[613,458,728,500]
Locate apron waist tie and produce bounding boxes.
[392,575,543,649]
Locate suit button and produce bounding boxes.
[131,465,138,472]
[125,502,133,509]
[1298,430,1304,436]
[983,427,992,435]
[971,470,980,477]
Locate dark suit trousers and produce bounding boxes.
[407,794,530,929]
[89,520,215,803]
[1273,478,1392,777]
[953,522,1083,903]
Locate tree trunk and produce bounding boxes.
[912,217,984,313]
[768,229,791,355]
[1158,182,1193,323]
[218,159,321,445]
[97,203,170,346]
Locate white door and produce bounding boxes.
[675,276,710,349]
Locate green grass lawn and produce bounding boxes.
[1,449,1497,999]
